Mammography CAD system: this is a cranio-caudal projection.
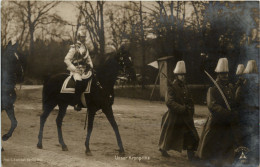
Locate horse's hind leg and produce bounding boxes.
[85,109,95,156]
[103,107,125,155]
[37,102,56,149]
[56,104,68,151]
[2,106,17,141]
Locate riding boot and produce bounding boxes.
[74,80,84,111]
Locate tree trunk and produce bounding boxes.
[99,2,105,58]
[139,1,145,89]
[26,1,35,76]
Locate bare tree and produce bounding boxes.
[12,1,60,73]
[1,2,21,48]
[139,1,146,89]
[77,1,105,62]
[107,8,129,51]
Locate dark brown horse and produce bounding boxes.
[1,41,26,143]
[37,50,136,156]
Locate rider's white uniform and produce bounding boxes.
[64,41,93,81]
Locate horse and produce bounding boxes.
[37,50,136,156]
[1,41,26,144]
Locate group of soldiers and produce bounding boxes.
[2,28,258,166]
[158,58,259,166]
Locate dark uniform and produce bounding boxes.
[197,78,241,165]
[159,79,199,154]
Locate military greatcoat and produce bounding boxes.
[159,79,199,152]
[196,79,240,164]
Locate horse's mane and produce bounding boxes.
[95,52,119,90]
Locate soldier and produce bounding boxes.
[236,60,259,164]
[234,64,246,90]
[64,29,93,111]
[196,58,244,166]
[158,61,199,161]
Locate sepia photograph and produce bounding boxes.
[1,1,259,167]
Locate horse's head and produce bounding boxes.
[2,41,27,83]
[15,51,27,83]
[116,46,136,82]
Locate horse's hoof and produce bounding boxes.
[85,150,93,156]
[2,134,11,141]
[62,145,68,151]
[37,143,43,149]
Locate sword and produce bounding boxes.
[204,70,231,111]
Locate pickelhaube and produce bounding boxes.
[236,64,245,75]
[215,58,229,73]
[243,60,258,74]
[173,61,186,74]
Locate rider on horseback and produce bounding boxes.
[64,29,93,111]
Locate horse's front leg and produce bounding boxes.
[85,109,95,156]
[2,106,17,141]
[103,106,125,156]
[56,104,68,151]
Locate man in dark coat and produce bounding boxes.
[235,60,259,165]
[196,58,243,166]
[159,61,199,160]
[234,64,246,90]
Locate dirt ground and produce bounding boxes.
[1,85,209,167]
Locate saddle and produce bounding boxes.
[60,75,92,94]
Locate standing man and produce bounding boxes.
[197,58,243,166]
[234,64,246,90]
[159,61,199,161]
[236,60,259,165]
[64,29,93,111]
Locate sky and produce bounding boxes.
[1,1,194,50]
[52,1,193,23]
[52,2,78,24]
